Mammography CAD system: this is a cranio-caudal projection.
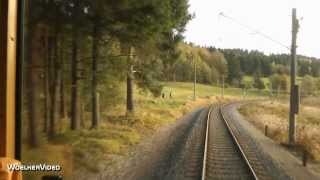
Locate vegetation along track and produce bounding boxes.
[183,104,273,180]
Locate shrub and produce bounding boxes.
[253,76,265,90]
[300,75,316,96]
[269,74,289,92]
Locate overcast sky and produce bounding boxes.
[184,0,320,58]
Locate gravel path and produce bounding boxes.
[102,107,206,180]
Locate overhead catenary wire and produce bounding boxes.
[218,12,291,50]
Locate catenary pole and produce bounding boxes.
[289,8,299,145]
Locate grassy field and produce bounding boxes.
[239,100,320,162]
[163,81,271,99]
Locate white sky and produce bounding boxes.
[184,0,320,58]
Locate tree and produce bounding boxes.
[135,56,164,97]
[253,72,265,90]
[86,0,107,128]
[46,0,65,138]
[200,49,227,83]
[261,58,272,76]
[70,21,80,130]
[112,0,191,114]
[316,78,320,91]
[67,0,89,130]
[270,74,289,92]
[59,38,67,120]
[226,56,243,87]
[240,79,252,90]
[311,60,320,77]
[159,32,183,81]
[299,60,311,77]
[25,0,50,147]
[25,24,40,147]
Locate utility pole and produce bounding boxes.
[193,54,196,101]
[289,8,299,145]
[269,82,273,99]
[127,47,134,114]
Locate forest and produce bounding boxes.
[24,0,320,150]
[24,0,192,147]
[172,44,320,94]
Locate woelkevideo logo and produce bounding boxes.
[7,163,62,171]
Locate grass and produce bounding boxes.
[243,76,270,88]
[301,96,320,108]
[163,81,271,99]
[23,82,243,179]
[22,144,72,179]
[239,100,320,161]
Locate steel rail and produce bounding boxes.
[219,106,259,180]
[201,106,212,180]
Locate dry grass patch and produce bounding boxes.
[239,101,320,161]
[302,97,320,108]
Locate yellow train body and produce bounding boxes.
[0,0,21,179]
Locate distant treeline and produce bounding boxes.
[209,47,320,81]
[171,43,320,94]
[168,43,228,84]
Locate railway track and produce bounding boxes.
[183,105,271,180]
[202,105,259,180]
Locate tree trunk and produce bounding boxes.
[127,67,134,113]
[26,66,38,147]
[43,71,49,133]
[59,39,66,119]
[26,26,38,147]
[80,101,85,128]
[48,33,60,138]
[126,47,134,114]
[91,23,99,128]
[71,25,80,130]
[43,36,51,133]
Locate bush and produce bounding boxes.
[269,74,289,92]
[316,78,320,91]
[253,76,265,90]
[240,78,252,89]
[300,75,316,96]
[148,83,164,97]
